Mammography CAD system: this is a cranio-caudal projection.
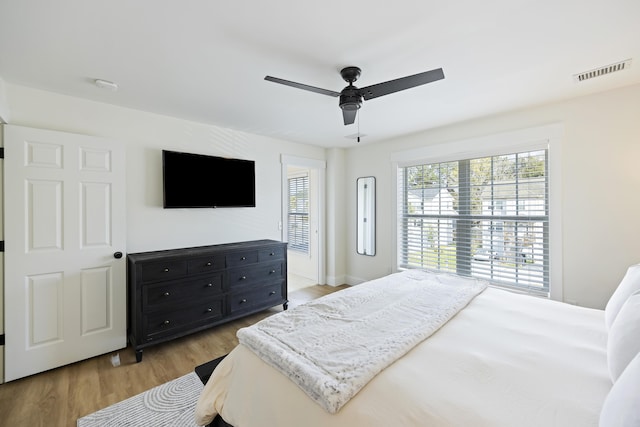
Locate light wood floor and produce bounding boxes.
[0,284,348,427]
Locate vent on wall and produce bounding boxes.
[574,59,632,82]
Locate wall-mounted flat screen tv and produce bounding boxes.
[162,150,256,208]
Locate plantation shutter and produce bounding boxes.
[288,175,310,253]
[397,149,549,296]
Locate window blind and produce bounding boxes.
[288,175,310,253]
[397,149,549,296]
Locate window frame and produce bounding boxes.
[390,124,564,300]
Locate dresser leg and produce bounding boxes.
[283,301,288,310]
[135,349,143,363]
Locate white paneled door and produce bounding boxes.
[3,125,126,381]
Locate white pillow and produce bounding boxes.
[605,264,640,329]
[607,290,640,381]
[600,351,640,427]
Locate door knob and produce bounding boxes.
[114,251,123,259]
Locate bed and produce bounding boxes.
[195,268,640,427]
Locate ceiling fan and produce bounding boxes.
[264,66,445,125]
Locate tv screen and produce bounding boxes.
[162,150,256,208]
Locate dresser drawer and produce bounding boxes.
[142,274,224,311]
[258,246,285,261]
[141,260,187,282]
[227,262,284,288]
[143,298,225,339]
[187,256,223,274]
[228,282,284,314]
[226,250,258,267]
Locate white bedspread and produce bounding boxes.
[195,275,611,427]
[236,269,487,413]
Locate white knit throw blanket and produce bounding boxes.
[237,269,488,413]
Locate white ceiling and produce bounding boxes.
[1,0,639,148]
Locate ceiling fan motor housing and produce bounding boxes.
[339,86,362,111]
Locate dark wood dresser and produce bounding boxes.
[127,239,287,362]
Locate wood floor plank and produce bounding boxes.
[0,284,347,426]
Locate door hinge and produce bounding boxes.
[0,335,4,346]
[0,241,4,252]
[0,147,4,158]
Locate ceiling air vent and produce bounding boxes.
[574,59,632,82]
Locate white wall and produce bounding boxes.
[6,81,639,308]
[4,84,326,254]
[325,148,347,285]
[344,83,640,309]
[0,76,9,122]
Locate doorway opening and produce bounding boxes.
[281,156,325,291]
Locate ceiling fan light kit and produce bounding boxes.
[265,66,444,126]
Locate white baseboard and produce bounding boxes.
[345,275,369,286]
[325,275,347,286]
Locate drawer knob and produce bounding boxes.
[270,252,275,256]
[206,262,212,266]
[163,320,170,325]
[240,298,247,304]
[241,256,246,260]
[240,276,247,280]
[270,269,276,274]
[207,283,213,287]
[206,308,212,313]
[163,292,170,297]
[269,291,276,296]
[164,268,170,272]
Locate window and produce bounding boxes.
[288,175,310,253]
[397,149,549,296]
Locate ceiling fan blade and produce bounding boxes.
[342,108,357,125]
[360,68,445,101]
[264,76,341,97]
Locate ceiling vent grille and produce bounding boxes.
[574,59,632,82]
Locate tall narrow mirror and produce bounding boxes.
[357,176,376,256]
